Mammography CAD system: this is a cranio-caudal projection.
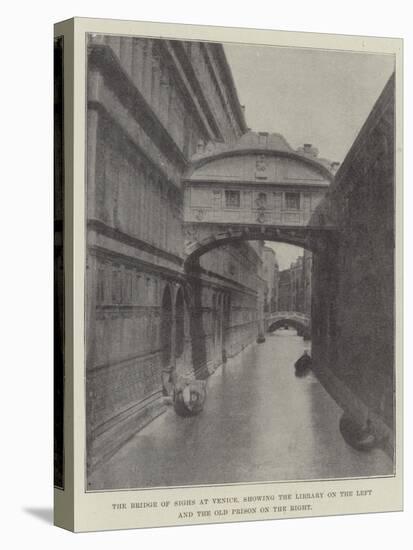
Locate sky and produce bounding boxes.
[224,43,394,269]
[264,242,305,271]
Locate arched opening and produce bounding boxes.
[184,231,315,272]
[160,285,173,369]
[186,236,315,353]
[267,318,311,340]
[268,319,308,336]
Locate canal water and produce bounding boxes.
[91,329,393,490]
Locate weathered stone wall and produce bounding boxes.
[199,241,264,368]
[276,252,311,315]
[85,35,262,480]
[311,74,395,456]
[262,246,276,312]
[302,250,312,316]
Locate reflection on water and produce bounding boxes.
[90,329,393,490]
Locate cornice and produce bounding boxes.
[88,100,181,189]
[88,219,184,267]
[185,148,335,183]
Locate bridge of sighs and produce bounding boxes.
[183,131,338,268]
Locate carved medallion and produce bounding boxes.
[255,192,267,209]
[184,225,198,242]
[256,211,266,224]
[255,155,268,180]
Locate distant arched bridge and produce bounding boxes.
[265,311,311,338]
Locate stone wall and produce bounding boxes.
[310,74,395,457]
[199,241,265,368]
[85,35,261,481]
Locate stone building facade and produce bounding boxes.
[302,249,312,316]
[262,246,279,312]
[277,253,312,314]
[272,254,280,313]
[85,35,266,479]
[278,268,292,311]
[310,74,395,455]
[290,256,304,312]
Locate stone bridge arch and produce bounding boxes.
[183,223,330,270]
[265,311,311,339]
[183,131,337,269]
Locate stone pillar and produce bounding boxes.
[172,278,208,417]
[169,288,177,385]
[256,317,266,344]
[160,284,175,398]
[256,288,266,343]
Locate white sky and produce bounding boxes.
[225,44,394,163]
[264,242,304,271]
[224,43,394,269]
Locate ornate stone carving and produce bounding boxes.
[184,225,198,242]
[255,154,268,180]
[256,211,266,224]
[255,192,267,209]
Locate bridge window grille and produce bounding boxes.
[285,192,300,210]
[225,190,240,208]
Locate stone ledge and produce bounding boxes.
[87,392,166,483]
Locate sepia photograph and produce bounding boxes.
[3,0,410,544]
[83,31,396,493]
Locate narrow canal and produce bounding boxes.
[91,330,393,490]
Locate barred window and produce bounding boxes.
[225,190,240,208]
[285,192,300,210]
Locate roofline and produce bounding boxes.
[185,148,335,182]
[183,179,330,189]
[215,44,249,134]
